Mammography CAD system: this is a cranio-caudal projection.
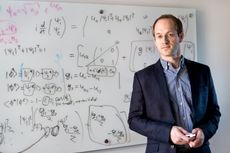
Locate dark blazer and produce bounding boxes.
[128,58,221,153]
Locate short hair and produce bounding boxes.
[152,14,183,37]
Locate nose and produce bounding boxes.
[163,35,169,44]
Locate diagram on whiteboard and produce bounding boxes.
[0,1,197,153]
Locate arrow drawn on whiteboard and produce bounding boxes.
[86,41,119,67]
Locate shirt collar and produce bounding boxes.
[160,56,185,71]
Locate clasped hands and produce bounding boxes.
[170,126,205,148]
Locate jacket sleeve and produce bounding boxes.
[128,73,172,143]
[195,68,221,143]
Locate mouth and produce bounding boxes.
[161,46,170,49]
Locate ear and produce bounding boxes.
[178,32,184,43]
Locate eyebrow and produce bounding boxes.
[155,31,176,34]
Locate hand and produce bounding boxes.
[170,126,190,145]
[188,128,205,148]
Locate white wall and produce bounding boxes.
[18,0,230,153]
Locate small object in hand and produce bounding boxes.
[186,133,196,138]
[186,133,196,141]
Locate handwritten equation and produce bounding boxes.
[0,1,196,153]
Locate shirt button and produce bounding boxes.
[171,145,175,149]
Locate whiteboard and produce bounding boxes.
[0,1,197,153]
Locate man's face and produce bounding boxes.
[153,18,183,59]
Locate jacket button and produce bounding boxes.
[171,145,175,149]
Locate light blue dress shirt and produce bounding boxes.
[160,57,193,132]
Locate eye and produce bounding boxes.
[168,33,176,37]
[156,34,163,39]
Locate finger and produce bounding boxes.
[170,126,190,144]
[189,137,202,148]
[189,138,198,147]
[189,142,194,148]
[176,127,190,142]
[176,137,189,145]
[178,127,190,135]
[192,128,200,135]
[180,134,190,142]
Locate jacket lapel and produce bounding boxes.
[184,59,197,121]
[152,60,176,123]
[154,60,170,100]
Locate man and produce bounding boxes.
[128,14,221,153]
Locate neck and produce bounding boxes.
[161,54,182,68]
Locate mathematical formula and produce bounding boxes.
[0,1,196,153]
